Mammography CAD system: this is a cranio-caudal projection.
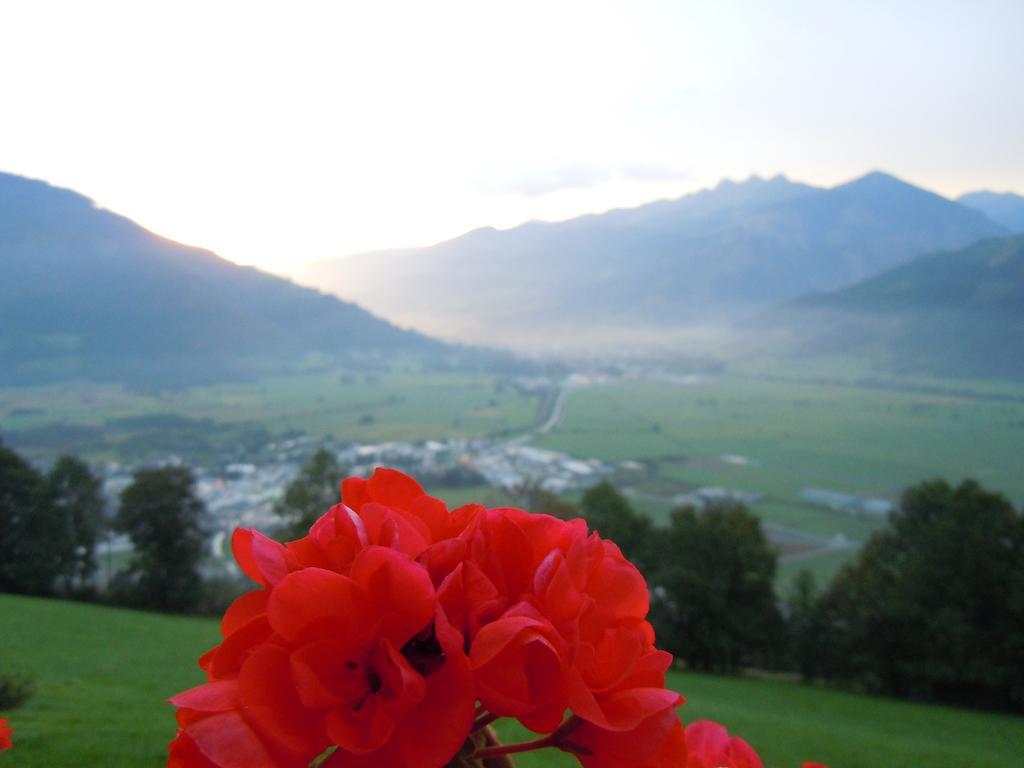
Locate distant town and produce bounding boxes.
[97,428,617,566]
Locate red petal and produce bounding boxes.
[587,541,649,618]
[232,529,292,586]
[350,547,435,646]
[238,644,329,764]
[684,720,730,757]
[209,615,272,679]
[411,494,450,541]
[437,560,503,638]
[594,687,683,732]
[359,503,431,558]
[560,711,686,767]
[185,711,279,768]
[268,568,368,644]
[170,680,239,712]
[326,698,396,755]
[289,639,365,710]
[168,729,218,768]
[341,476,370,510]
[366,468,426,510]
[221,590,269,638]
[471,615,566,717]
[471,510,533,598]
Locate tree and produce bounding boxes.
[274,448,342,539]
[580,481,653,569]
[39,455,105,594]
[518,483,578,521]
[115,466,207,612]
[0,440,49,594]
[785,568,827,681]
[812,479,1024,711]
[650,503,784,672]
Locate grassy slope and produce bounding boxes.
[3,595,1023,767]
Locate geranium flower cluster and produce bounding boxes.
[0,717,11,751]
[168,468,684,767]
[167,468,828,768]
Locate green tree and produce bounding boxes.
[519,483,578,521]
[0,439,50,594]
[39,455,105,594]
[813,479,1024,711]
[580,481,653,568]
[650,503,784,672]
[115,466,207,612]
[785,568,826,681]
[274,448,342,539]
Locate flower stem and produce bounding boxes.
[472,712,499,733]
[467,734,555,761]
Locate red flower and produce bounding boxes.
[0,717,12,751]
[685,721,763,768]
[169,467,687,768]
[172,545,474,767]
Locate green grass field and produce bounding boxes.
[3,595,1023,767]
[534,373,1024,581]
[537,376,1024,503]
[0,370,543,462]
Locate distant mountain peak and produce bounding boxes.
[838,170,918,192]
[302,170,1005,349]
[958,190,1024,233]
[713,173,790,190]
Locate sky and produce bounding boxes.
[1,0,1022,273]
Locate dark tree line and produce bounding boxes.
[581,478,1024,714]
[0,441,104,596]
[1,438,209,613]
[580,482,785,673]
[794,479,1024,712]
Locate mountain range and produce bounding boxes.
[763,235,1024,378]
[299,172,1007,349]
[3,168,1021,386]
[0,172,442,386]
[957,191,1024,234]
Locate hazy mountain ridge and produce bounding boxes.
[958,190,1024,234]
[302,172,1006,347]
[765,236,1024,377]
[0,172,441,386]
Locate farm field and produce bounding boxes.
[0,369,542,462]
[532,372,1024,582]
[535,375,1024,503]
[3,595,1023,768]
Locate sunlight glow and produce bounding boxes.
[1,0,1021,273]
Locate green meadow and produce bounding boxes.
[537,376,1024,503]
[3,595,1022,768]
[535,373,1024,580]
[0,370,542,462]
